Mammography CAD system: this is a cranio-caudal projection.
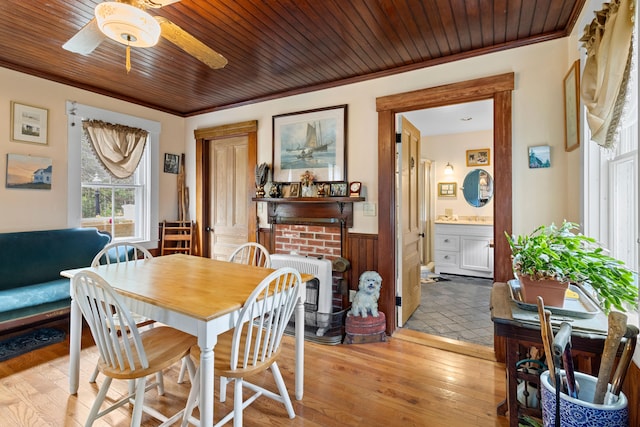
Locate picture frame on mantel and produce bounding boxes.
[563,60,580,152]
[11,102,48,145]
[272,104,347,183]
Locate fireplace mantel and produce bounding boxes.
[253,197,365,227]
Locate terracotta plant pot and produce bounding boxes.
[518,274,569,307]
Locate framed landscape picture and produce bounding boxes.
[272,104,347,183]
[6,153,52,189]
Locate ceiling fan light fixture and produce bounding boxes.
[95,2,161,48]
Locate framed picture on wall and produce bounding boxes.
[11,102,48,145]
[466,149,490,166]
[6,153,52,189]
[163,153,180,174]
[528,145,551,169]
[563,60,580,152]
[438,182,457,197]
[272,104,347,183]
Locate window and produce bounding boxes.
[583,21,638,273]
[80,130,149,239]
[67,102,159,245]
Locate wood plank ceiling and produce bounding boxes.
[0,0,586,117]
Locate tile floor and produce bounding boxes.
[403,272,495,347]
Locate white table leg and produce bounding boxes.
[294,296,305,400]
[199,337,216,427]
[69,298,82,394]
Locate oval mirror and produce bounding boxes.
[462,169,494,207]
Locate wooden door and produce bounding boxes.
[398,115,422,326]
[209,136,249,260]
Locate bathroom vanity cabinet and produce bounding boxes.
[434,223,494,278]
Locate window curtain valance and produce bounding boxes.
[580,0,636,149]
[82,120,148,179]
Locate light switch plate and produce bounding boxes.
[363,202,377,216]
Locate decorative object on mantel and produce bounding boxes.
[316,182,327,197]
[349,181,361,197]
[268,182,280,198]
[300,170,315,197]
[505,221,636,313]
[255,162,269,198]
[344,271,386,344]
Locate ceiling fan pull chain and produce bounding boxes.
[126,44,131,74]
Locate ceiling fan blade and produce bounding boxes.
[62,18,106,55]
[155,17,227,69]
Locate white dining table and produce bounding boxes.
[61,254,308,427]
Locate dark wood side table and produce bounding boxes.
[490,282,609,427]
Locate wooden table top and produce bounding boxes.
[62,254,312,322]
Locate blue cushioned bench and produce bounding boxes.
[0,228,111,332]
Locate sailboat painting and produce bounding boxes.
[273,105,346,182]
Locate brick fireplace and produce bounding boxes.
[274,224,342,260]
[263,198,360,311]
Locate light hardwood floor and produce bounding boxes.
[0,323,509,426]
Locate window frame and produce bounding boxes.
[66,101,159,247]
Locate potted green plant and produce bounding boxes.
[505,221,637,312]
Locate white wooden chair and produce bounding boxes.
[177,242,271,384]
[72,270,197,427]
[228,242,271,268]
[181,267,302,427]
[89,242,155,384]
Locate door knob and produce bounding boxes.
[205,226,213,232]
[419,233,425,238]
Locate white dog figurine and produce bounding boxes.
[349,271,382,318]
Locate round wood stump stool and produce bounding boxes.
[343,312,387,344]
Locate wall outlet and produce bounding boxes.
[349,289,357,302]
[363,202,377,217]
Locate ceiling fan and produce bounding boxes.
[63,0,227,72]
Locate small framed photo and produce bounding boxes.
[438,182,457,197]
[164,153,180,174]
[330,182,348,197]
[528,145,551,169]
[466,148,490,167]
[11,102,48,145]
[282,182,300,198]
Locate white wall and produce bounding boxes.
[0,67,185,233]
[186,37,575,235]
[0,26,583,237]
[425,130,494,219]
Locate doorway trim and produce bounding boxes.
[194,120,258,257]
[376,73,514,335]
